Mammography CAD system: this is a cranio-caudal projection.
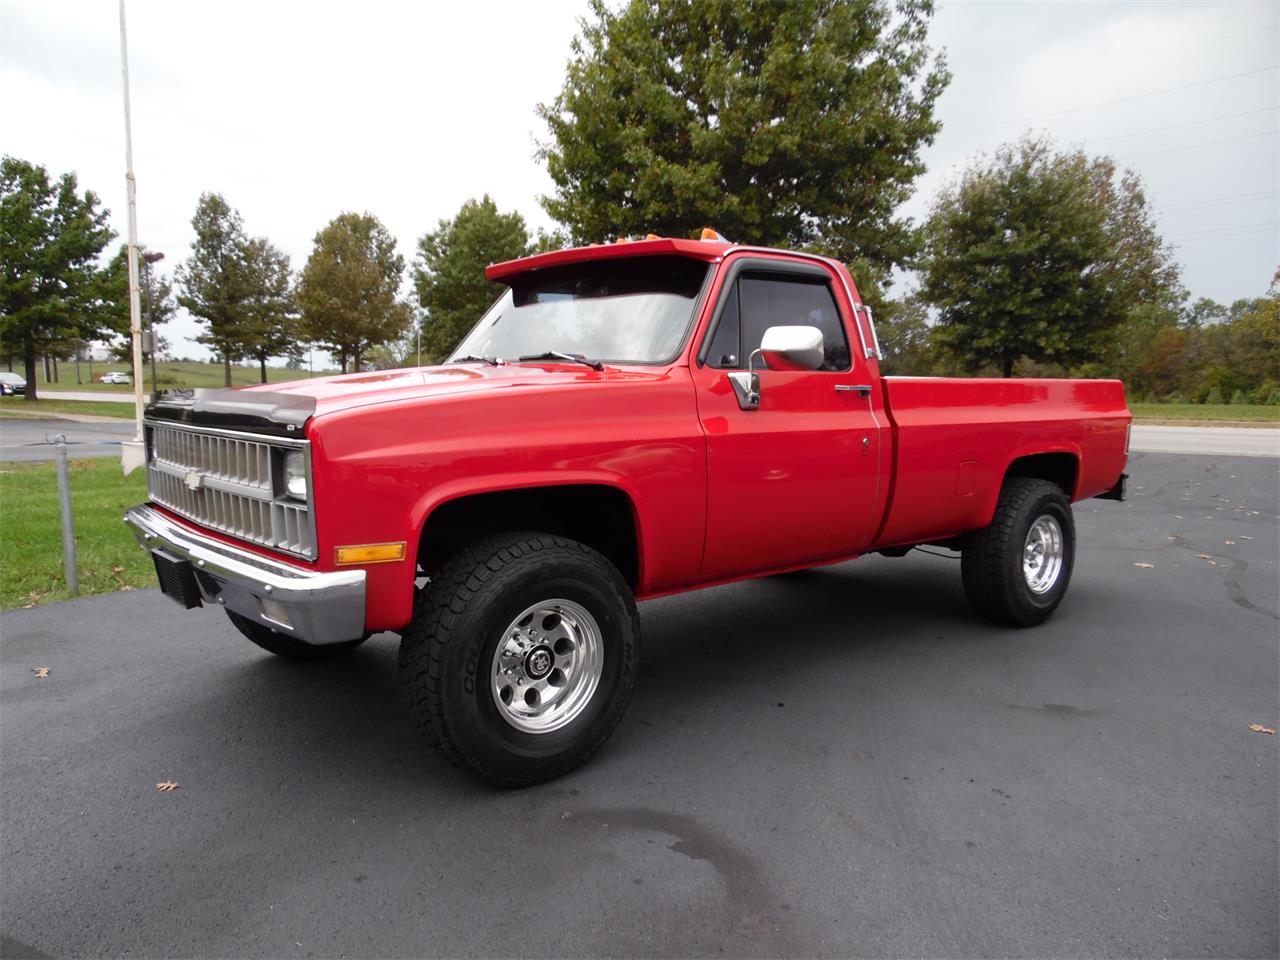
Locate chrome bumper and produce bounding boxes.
[124,504,366,645]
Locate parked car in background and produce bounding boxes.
[99,372,132,385]
[0,372,26,396]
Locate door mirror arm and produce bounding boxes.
[726,327,824,412]
[728,348,766,410]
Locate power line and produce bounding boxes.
[959,64,1278,133]
[1082,106,1278,144]
[1158,190,1277,213]
[1169,220,1279,241]
[1119,129,1277,161]
[1172,227,1278,244]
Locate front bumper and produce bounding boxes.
[124,503,366,644]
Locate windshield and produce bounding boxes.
[449,256,710,365]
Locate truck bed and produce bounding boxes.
[872,377,1131,550]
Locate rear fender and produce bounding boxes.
[975,445,1082,529]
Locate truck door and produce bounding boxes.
[691,256,883,579]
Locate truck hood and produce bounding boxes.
[242,362,671,419]
[148,363,668,436]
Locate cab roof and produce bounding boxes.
[485,237,733,282]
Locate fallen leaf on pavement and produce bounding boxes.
[1240,536,1253,541]
[1249,724,1276,735]
[1134,562,1154,569]
[1197,554,1213,560]
[1223,540,1235,545]
[33,668,49,679]
[156,782,180,791]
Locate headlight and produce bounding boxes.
[283,450,308,501]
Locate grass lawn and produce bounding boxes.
[0,458,153,609]
[0,397,134,420]
[26,360,339,395]
[1129,403,1278,424]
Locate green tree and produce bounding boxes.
[0,156,117,401]
[1183,296,1227,329]
[413,195,531,362]
[875,293,939,375]
[240,237,298,382]
[175,194,255,387]
[537,0,948,306]
[105,244,177,368]
[918,136,1182,377]
[297,212,410,373]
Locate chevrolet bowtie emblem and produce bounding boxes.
[184,470,203,491]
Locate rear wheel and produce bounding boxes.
[226,610,366,660]
[399,532,640,787]
[961,478,1075,626]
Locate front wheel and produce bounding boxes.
[399,533,640,787]
[961,478,1076,626]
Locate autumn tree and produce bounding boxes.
[917,136,1182,377]
[297,212,410,373]
[176,194,255,387]
[413,195,531,362]
[537,0,949,305]
[0,157,117,400]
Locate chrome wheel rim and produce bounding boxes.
[1023,515,1065,595]
[490,599,603,734]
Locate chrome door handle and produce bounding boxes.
[835,384,872,396]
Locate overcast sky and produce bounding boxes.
[2,0,1276,363]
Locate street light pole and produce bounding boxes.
[118,0,145,446]
[142,250,164,393]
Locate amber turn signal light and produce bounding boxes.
[335,542,407,565]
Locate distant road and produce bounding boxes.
[0,418,133,462]
[35,390,131,403]
[1131,424,1279,457]
[14,398,1280,458]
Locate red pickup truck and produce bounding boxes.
[126,236,1130,785]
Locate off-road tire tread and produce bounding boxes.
[398,532,640,787]
[226,610,365,659]
[961,478,1074,627]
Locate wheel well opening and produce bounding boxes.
[418,485,640,587]
[1005,452,1078,498]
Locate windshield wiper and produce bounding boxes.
[517,350,605,371]
[449,355,506,366]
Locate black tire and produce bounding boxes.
[961,478,1076,627]
[398,533,640,788]
[226,610,366,660]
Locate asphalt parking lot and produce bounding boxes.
[1,450,1276,958]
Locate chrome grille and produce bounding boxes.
[145,422,316,559]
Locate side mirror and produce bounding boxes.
[727,325,825,411]
[758,325,824,371]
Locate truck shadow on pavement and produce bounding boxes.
[189,554,984,791]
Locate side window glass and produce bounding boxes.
[706,282,741,368]
[739,276,852,371]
